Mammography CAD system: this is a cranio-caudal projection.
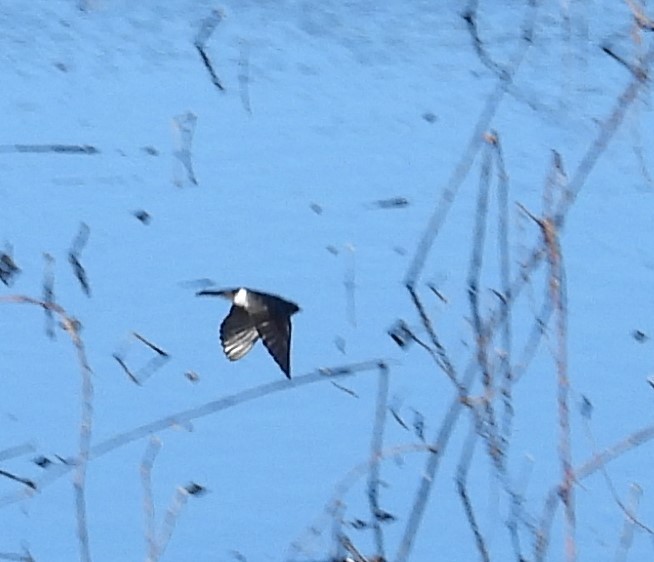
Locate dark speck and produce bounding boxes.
[422,111,438,123]
[33,456,53,468]
[134,210,151,225]
[185,482,207,496]
[370,197,409,209]
[633,330,648,343]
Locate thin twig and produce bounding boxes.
[536,422,654,559]
[398,36,654,562]
[345,243,357,327]
[0,469,35,489]
[0,144,99,154]
[0,551,33,562]
[404,0,537,288]
[142,437,162,562]
[367,363,389,558]
[580,418,654,535]
[42,254,56,339]
[66,315,95,562]
[238,40,252,114]
[406,286,459,388]
[0,295,95,562]
[0,356,387,507]
[0,443,35,463]
[614,484,643,562]
[493,132,514,451]
[172,112,199,187]
[467,138,503,473]
[194,9,225,92]
[456,415,490,562]
[288,442,438,560]
[68,223,91,297]
[156,486,192,561]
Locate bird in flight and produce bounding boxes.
[196,287,300,378]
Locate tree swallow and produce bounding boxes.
[196,287,300,378]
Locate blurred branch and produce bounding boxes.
[0,144,98,155]
[581,409,654,535]
[142,437,162,562]
[367,364,389,558]
[398,32,654,562]
[42,254,56,339]
[0,295,95,562]
[536,422,654,560]
[467,137,503,473]
[456,415,490,562]
[68,222,91,297]
[0,358,389,507]
[289,441,437,560]
[194,9,226,92]
[404,0,537,288]
[615,484,644,562]
[406,286,459,388]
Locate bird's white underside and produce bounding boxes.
[234,287,248,308]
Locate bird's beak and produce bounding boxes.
[196,289,229,298]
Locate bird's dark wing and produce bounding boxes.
[220,305,259,361]
[256,316,292,378]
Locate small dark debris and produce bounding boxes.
[350,519,368,530]
[68,223,91,297]
[185,482,207,496]
[0,247,20,286]
[33,456,53,468]
[54,62,68,72]
[141,146,159,156]
[412,410,426,442]
[422,111,438,123]
[375,509,396,523]
[230,551,248,562]
[370,197,409,209]
[579,396,593,420]
[185,370,200,383]
[133,210,151,224]
[334,336,346,354]
[326,245,339,255]
[632,329,648,343]
[388,320,413,349]
[310,203,323,215]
